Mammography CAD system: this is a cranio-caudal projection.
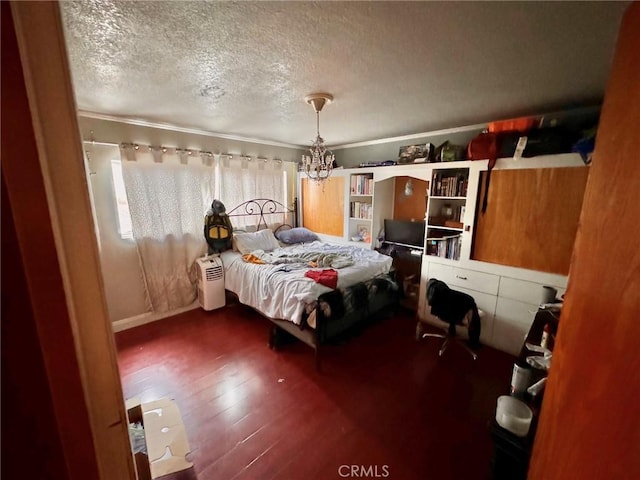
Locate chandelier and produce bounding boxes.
[302,93,335,182]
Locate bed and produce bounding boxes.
[222,198,400,369]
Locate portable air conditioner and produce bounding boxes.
[196,255,225,311]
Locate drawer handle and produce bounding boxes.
[456,275,468,280]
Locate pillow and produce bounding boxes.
[233,229,281,255]
[275,227,320,245]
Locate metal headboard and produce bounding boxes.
[226,198,298,232]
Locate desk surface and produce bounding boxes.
[517,308,559,362]
[490,307,561,479]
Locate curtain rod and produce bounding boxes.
[82,140,213,154]
[82,139,292,163]
[82,139,119,147]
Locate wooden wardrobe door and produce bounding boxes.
[529,4,640,479]
[302,177,345,237]
[472,167,589,275]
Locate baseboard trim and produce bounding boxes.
[112,302,199,333]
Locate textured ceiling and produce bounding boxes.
[60,1,629,147]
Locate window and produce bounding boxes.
[110,160,133,239]
[111,157,289,239]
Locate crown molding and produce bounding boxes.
[331,123,488,150]
[331,104,601,150]
[79,104,601,152]
[77,110,304,150]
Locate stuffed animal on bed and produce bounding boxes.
[204,200,233,254]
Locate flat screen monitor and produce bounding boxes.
[384,219,425,249]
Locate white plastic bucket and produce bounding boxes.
[495,395,533,437]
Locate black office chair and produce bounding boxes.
[418,278,482,360]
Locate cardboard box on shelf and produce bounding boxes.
[126,398,193,480]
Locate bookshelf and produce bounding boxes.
[349,172,374,243]
[425,168,469,260]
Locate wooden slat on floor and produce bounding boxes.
[116,305,515,480]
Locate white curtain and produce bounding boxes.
[219,156,286,230]
[121,150,214,312]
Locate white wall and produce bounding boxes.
[87,144,149,322]
[333,106,600,168]
[81,117,302,324]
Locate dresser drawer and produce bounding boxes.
[490,315,531,356]
[492,297,538,355]
[450,267,499,296]
[499,277,545,305]
[427,262,455,284]
[427,263,499,296]
[452,286,498,318]
[495,297,538,326]
[479,313,495,347]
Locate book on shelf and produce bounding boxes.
[350,201,372,219]
[425,233,462,260]
[350,174,374,195]
[430,172,468,197]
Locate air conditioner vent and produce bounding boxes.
[205,265,223,281]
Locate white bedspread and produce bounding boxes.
[220,241,393,324]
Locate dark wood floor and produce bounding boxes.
[116,304,515,480]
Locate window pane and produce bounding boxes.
[110,160,133,239]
